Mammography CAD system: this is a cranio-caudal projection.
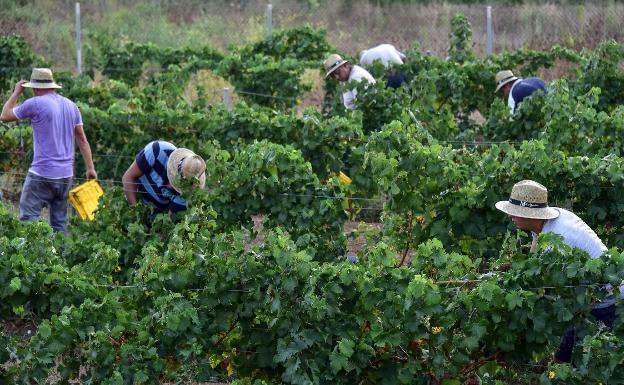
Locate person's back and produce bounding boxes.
[537,208,607,259]
[359,44,405,67]
[510,77,546,112]
[18,93,81,178]
[348,65,376,84]
[122,140,206,218]
[135,140,185,213]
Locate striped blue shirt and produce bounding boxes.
[135,141,186,213]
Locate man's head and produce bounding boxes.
[167,148,206,193]
[23,68,62,94]
[324,54,352,82]
[494,70,518,99]
[495,180,560,233]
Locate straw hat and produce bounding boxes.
[166,148,206,193]
[495,180,560,220]
[324,54,348,78]
[23,68,62,89]
[494,70,518,93]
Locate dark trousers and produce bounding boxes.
[554,298,617,363]
[19,172,72,233]
[385,73,408,89]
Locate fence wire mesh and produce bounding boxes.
[2,0,624,218]
[2,1,624,70]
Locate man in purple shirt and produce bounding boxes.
[0,68,97,233]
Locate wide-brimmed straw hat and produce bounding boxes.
[494,70,518,93]
[23,68,62,89]
[324,54,348,78]
[495,180,560,220]
[166,148,206,193]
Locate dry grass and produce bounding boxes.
[2,1,624,71]
[298,68,325,114]
[0,171,22,214]
[184,69,240,107]
[2,1,619,109]
[272,1,624,57]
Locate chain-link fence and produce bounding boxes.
[2,0,624,71]
[1,0,624,212]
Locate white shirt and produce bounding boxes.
[507,79,521,113]
[532,208,607,259]
[533,208,624,300]
[359,44,406,67]
[342,65,376,110]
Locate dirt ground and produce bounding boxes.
[2,318,37,339]
[344,220,384,254]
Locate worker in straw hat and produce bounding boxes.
[0,68,97,233]
[359,43,406,68]
[496,180,617,363]
[359,43,408,88]
[122,140,206,216]
[494,70,546,114]
[324,53,375,110]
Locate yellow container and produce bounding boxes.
[338,171,352,185]
[68,179,104,220]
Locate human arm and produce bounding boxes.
[396,47,407,62]
[122,161,143,206]
[343,89,357,110]
[74,124,97,179]
[0,80,26,122]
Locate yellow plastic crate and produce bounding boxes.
[68,179,104,220]
[338,171,352,185]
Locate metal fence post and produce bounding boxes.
[486,6,493,56]
[76,2,82,74]
[266,3,273,41]
[223,87,232,111]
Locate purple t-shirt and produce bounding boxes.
[13,93,82,178]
